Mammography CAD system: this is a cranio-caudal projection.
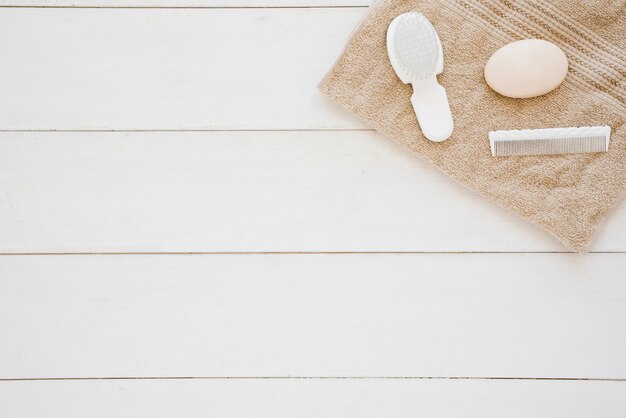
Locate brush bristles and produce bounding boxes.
[393,13,439,80]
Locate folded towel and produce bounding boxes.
[320,0,626,251]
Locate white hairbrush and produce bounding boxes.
[387,12,453,142]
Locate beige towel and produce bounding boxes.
[320,0,626,251]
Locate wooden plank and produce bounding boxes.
[0,0,371,6]
[0,7,368,130]
[2,131,624,252]
[1,379,625,418]
[1,254,625,379]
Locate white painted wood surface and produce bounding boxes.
[3,131,624,253]
[1,2,625,416]
[1,254,625,379]
[0,7,366,130]
[1,379,625,418]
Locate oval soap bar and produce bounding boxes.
[484,39,568,99]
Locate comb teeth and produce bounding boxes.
[489,126,611,157]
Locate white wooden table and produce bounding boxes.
[0,1,625,416]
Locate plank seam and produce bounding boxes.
[1,251,624,255]
[1,376,625,382]
[0,129,376,132]
[0,5,369,9]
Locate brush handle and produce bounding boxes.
[410,81,453,142]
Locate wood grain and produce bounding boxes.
[1,4,625,416]
[1,379,626,418]
[0,7,367,130]
[1,253,625,379]
[2,131,624,252]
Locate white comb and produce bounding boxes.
[489,126,611,157]
[387,12,453,142]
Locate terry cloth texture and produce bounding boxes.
[319,0,626,251]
